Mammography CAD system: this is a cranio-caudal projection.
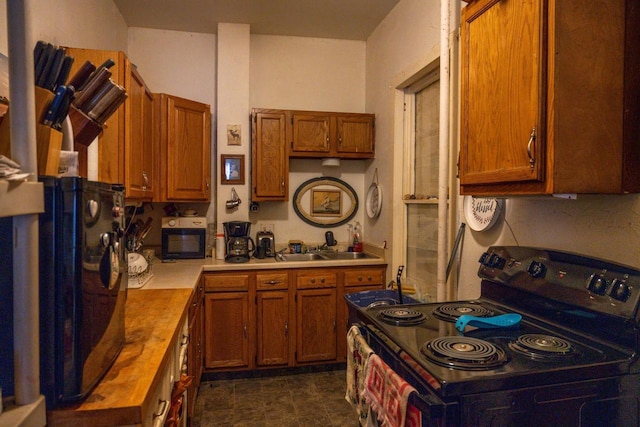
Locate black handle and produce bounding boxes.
[396,265,404,304]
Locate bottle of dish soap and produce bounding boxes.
[353,221,363,252]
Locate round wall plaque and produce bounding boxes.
[463,196,503,231]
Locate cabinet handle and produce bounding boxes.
[338,135,342,147]
[205,177,210,192]
[332,318,336,331]
[153,399,169,419]
[264,280,282,285]
[142,171,148,191]
[527,127,536,169]
[243,322,247,339]
[284,320,289,337]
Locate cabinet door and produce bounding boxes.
[163,94,211,201]
[460,0,544,187]
[336,114,374,156]
[187,283,204,421]
[296,288,337,363]
[256,290,290,367]
[291,113,331,154]
[251,110,288,201]
[204,292,251,369]
[125,64,155,200]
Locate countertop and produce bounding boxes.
[47,288,192,427]
[46,249,386,425]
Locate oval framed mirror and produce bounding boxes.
[293,177,358,228]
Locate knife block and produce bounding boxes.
[0,86,62,175]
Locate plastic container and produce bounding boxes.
[215,233,225,260]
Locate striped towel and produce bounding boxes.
[345,325,374,425]
[362,353,417,427]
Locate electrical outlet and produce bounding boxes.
[263,223,274,233]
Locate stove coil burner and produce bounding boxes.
[421,336,508,370]
[432,303,494,322]
[377,307,427,326]
[509,334,576,360]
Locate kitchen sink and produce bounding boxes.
[320,252,376,260]
[277,253,327,262]
[276,251,378,262]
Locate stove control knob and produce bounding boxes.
[586,274,608,295]
[478,252,491,265]
[609,279,631,302]
[527,261,546,278]
[488,254,505,269]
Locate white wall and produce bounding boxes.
[364,0,442,265]
[0,0,127,97]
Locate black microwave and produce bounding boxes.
[161,216,207,259]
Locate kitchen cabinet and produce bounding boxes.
[156,93,211,201]
[338,267,386,361]
[202,264,385,372]
[295,269,338,363]
[186,279,204,422]
[255,272,291,367]
[65,48,156,200]
[203,274,252,370]
[125,66,156,200]
[251,109,289,201]
[459,0,640,195]
[290,110,375,159]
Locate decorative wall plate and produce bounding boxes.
[463,196,503,231]
[365,169,382,219]
[293,177,358,227]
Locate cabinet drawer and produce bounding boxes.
[256,272,289,290]
[344,268,385,287]
[203,274,250,291]
[296,270,337,289]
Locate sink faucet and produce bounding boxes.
[275,248,287,261]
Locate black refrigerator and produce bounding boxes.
[38,176,127,408]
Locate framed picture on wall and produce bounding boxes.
[311,189,342,217]
[221,154,245,185]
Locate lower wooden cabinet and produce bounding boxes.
[296,288,337,363]
[186,280,204,422]
[202,265,385,373]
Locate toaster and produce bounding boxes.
[256,231,275,257]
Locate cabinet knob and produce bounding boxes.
[320,277,325,283]
[310,278,316,284]
[142,171,148,191]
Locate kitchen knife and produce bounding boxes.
[53,55,75,90]
[43,85,68,127]
[455,313,522,332]
[67,60,96,91]
[39,46,65,89]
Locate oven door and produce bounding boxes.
[362,326,459,427]
[162,228,206,259]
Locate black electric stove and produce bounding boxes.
[347,246,640,427]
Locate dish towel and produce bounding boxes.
[362,353,417,427]
[345,325,374,426]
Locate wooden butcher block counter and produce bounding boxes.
[47,288,193,427]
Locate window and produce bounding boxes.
[401,65,441,302]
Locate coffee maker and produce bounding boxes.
[223,221,254,263]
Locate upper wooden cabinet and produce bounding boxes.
[251,109,289,201]
[459,0,640,195]
[290,110,375,158]
[125,66,155,200]
[156,93,211,202]
[251,108,375,202]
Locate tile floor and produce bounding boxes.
[191,368,359,427]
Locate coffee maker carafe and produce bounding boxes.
[223,221,254,263]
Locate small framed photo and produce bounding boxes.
[221,154,245,185]
[227,124,242,146]
[311,189,342,217]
